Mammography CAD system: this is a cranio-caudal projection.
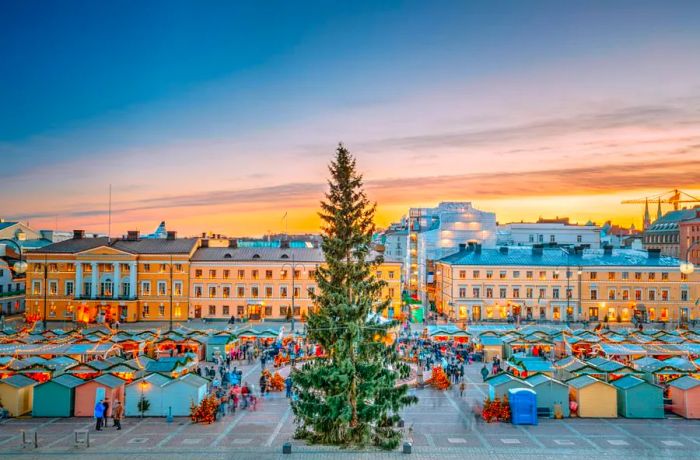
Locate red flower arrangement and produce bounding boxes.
[481,396,511,423]
[425,366,450,390]
[190,394,220,424]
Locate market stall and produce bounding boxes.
[612,375,664,418]
[567,375,617,418]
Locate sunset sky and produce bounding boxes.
[2,1,700,237]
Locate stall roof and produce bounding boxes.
[668,376,700,390]
[525,373,567,387]
[612,375,649,390]
[1,374,38,388]
[567,375,607,389]
[49,374,84,389]
[485,373,527,386]
[479,336,505,346]
[91,374,126,388]
[178,372,209,387]
[554,356,587,372]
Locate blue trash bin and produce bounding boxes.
[509,388,538,425]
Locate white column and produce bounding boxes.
[75,263,83,298]
[129,262,137,299]
[91,262,98,299]
[113,262,120,299]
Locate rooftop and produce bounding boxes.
[192,247,325,262]
[29,236,199,255]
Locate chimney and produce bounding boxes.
[532,244,544,256]
[647,248,661,259]
[475,243,482,253]
[228,239,237,248]
[73,230,85,239]
[574,245,584,256]
[201,232,206,238]
[166,231,176,240]
[280,239,290,249]
[126,230,139,241]
[459,243,467,251]
[200,239,209,248]
[603,244,613,256]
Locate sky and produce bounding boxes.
[1,1,700,237]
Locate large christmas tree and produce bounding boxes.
[291,144,417,450]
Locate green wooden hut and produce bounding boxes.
[612,375,664,419]
[205,334,235,361]
[487,373,532,399]
[32,374,83,417]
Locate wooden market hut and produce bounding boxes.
[104,363,140,383]
[0,374,37,416]
[611,375,664,419]
[32,374,83,417]
[63,362,101,380]
[74,374,126,417]
[205,334,236,361]
[667,376,700,419]
[525,373,570,417]
[125,373,172,417]
[567,375,617,418]
[487,373,532,399]
[478,336,505,363]
[145,355,196,378]
[161,373,209,416]
[505,357,554,379]
[553,356,588,381]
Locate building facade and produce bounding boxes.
[643,208,700,258]
[0,260,25,316]
[435,245,700,323]
[680,211,700,265]
[25,230,198,324]
[190,245,403,321]
[406,202,497,305]
[497,220,601,248]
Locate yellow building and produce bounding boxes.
[25,230,198,324]
[435,245,700,323]
[190,243,402,321]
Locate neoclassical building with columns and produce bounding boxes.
[25,230,198,323]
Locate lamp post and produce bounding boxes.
[282,254,306,332]
[0,239,28,329]
[169,255,174,332]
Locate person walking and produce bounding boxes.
[459,381,465,398]
[113,400,123,430]
[102,399,110,429]
[285,376,293,398]
[94,399,105,431]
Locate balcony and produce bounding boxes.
[74,295,137,301]
[0,289,25,298]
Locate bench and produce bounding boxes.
[537,407,552,418]
[21,430,38,448]
[74,429,90,448]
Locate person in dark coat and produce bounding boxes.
[94,400,105,431]
[102,399,110,428]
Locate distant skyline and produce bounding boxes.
[2,1,700,236]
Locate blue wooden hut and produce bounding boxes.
[32,374,83,417]
[612,375,664,419]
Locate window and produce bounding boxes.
[550,235,556,243]
[238,270,245,280]
[142,281,152,296]
[252,270,259,280]
[635,289,642,301]
[472,287,480,298]
[143,264,150,272]
[122,282,130,298]
[388,271,395,279]
[209,269,216,278]
[538,288,546,299]
[634,272,642,280]
[566,288,573,299]
[158,281,167,296]
[237,286,245,297]
[648,273,656,281]
[174,263,183,272]
[622,272,629,280]
[208,305,216,316]
[576,235,582,243]
[237,305,245,315]
[526,287,533,299]
[280,270,288,280]
[539,271,546,280]
[388,288,395,298]
[294,270,301,279]
[376,270,383,279]
[499,271,506,279]
[552,271,560,280]
[280,286,288,298]
[49,304,56,317]
[526,271,533,280]
[499,287,507,298]
[458,287,467,298]
[608,289,615,300]
[459,270,466,279]
[48,280,58,296]
[552,288,560,299]
[308,270,316,279]
[608,272,615,281]
[265,270,273,280]
[158,264,166,273]
[30,281,39,296]
[223,305,229,315]
[223,270,230,279]
[142,304,150,317]
[251,286,259,298]
[194,285,202,298]
[661,290,669,301]
[513,271,520,278]
[266,306,273,316]
[195,269,203,278]
[682,290,689,301]
[84,282,92,297]
[622,289,629,301]
[661,272,669,280]
[293,287,300,298]
[538,234,544,243]
[682,273,688,281]
[159,305,165,316]
[486,287,493,298]
[486,271,493,279]
[308,286,316,296]
[513,288,520,298]
[223,286,230,298]
[648,290,656,301]
[265,286,273,298]
[208,286,216,298]
[65,280,74,296]
[529,234,534,243]
[473,270,480,279]
[590,272,597,280]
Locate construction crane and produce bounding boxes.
[622,189,700,211]
[622,189,700,229]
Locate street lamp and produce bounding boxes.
[282,254,306,332]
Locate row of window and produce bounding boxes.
[193,284,315,299]
[194,304,305,317]
[453,285,688,302]
[31,280,184,297]
[455,269,679,281]
[527,234,585,243]
[0,283,23,293]
[33,263,184,273]
[644,234,679,244]
[193,268,397,280]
